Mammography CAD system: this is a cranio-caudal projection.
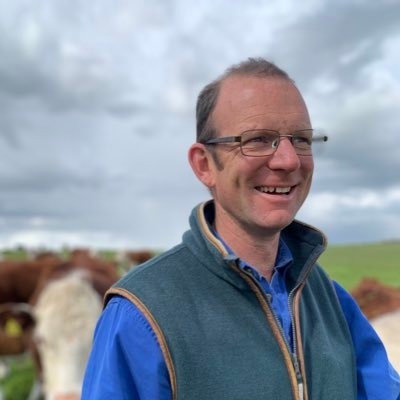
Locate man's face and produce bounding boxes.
[205,75,314,237]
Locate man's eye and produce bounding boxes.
[293,136,311,145]
[245,135,273,145]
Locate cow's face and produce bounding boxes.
[33,272,102,400]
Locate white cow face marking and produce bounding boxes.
[34,272,102,400]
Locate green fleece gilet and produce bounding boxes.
[107,202,357,400]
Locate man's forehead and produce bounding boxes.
[218,74,300,105]
[212,74,310,131]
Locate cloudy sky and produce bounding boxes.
[0,0,399,251]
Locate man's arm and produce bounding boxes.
[333,280,400,400]
[82,296,172,400]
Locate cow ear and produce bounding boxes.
[0,303,36,331]
[17,310,36,330]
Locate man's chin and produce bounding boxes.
[254,212,296,234]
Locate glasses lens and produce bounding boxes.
[292,130,313,155]
[240,130,279,156]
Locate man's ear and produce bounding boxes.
[188,143,216,189]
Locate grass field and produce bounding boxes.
[0,355,37,400]
[319,241,400,290]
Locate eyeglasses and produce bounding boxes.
[203,129,328,157]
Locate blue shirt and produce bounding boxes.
[218,232,294,350]
[82,241,400,399]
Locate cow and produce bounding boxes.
[0,256,62,357]
[0,256,62,304]
[370,310,400,371]
[0,251,119,400]
[32,270,103,400]
[351,278,400,320]
[125,249,154,265]
[351,278,400,371]
[116,249,154,274]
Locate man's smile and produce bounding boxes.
[255,185,294,195]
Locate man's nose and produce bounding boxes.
[267,137,301,171]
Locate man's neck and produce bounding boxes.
[214,215,281,281]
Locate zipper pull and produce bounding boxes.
[292,353,304,400]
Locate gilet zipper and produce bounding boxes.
[231,262,304,400]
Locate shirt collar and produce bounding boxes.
[206,215,293,277]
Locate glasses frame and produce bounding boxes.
[202,129,328,157]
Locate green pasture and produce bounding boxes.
[0,355,37,400]
[319,241,400,290]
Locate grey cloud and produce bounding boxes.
[0,127,23,150]
[310,81,400,192]
[0,0,399,249]
[0,9,136,115]
[270,0,400,90]
[0,165,107,192]
[106,100,145,118]
[304,201,400,245]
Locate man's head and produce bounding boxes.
[189,57,315,237]
[196,57,292,167]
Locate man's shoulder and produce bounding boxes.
[115,242,195,287]
[104,242,193,305]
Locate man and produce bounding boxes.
[82,58,400,399]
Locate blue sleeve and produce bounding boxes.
[333,280,400,400]
[82,296,172,400]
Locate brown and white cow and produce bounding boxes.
[351,278,400,371]
[0,251,119,400]
[33,270,103,400]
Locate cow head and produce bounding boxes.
[33,271,102,400]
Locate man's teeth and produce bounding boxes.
[257,186,291,194]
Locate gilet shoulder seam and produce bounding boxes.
[105,287,177,400]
